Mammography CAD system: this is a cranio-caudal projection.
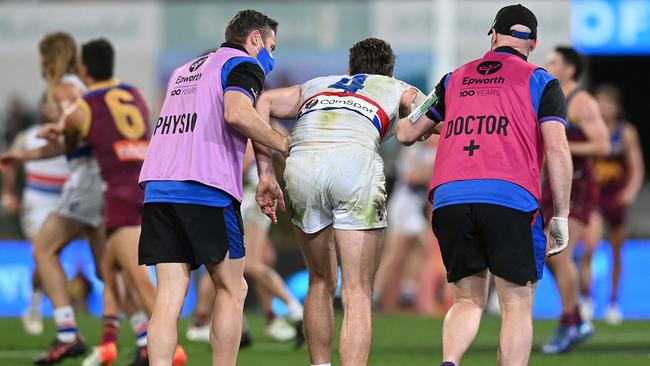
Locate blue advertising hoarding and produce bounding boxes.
[572,0,650,55]
[0,240,649,319]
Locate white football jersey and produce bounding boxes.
[60,74,87,93]
[290,74,410,150]
[23,125,69,181]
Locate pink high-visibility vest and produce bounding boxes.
[139,47,253,202]
[430,51,543,201]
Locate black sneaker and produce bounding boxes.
[127,345,149,366]
[294,320,305,349]
[33,336,87,364]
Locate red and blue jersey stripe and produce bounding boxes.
[25,172,67,194]
[298,91,391,139]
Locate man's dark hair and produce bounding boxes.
[81,39,114,81]
[555,46,586,81]
[225,10,278,45]
[349,38,396,76]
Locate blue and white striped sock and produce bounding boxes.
[54,306,77,343]
[130,311,149,347]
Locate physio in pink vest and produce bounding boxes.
[396,4,572,366]
[138,10,288,366]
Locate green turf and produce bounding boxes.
[0,313,648,365]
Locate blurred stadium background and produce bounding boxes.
[0,0,648,365]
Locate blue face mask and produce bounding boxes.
[255,44,275,75]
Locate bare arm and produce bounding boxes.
[396,85,443,145]
[396,113,439,146]
[256,85,303,121]
[1,132,27,214]
[542,122,573,218]
[242,141,255,173]
[569,92,610,157]
[620,123,645,205]
[28,99,87,159]
[223,91,288,155]
[248,87,303,223]
[25,140,64,161]
[253,86,301,177]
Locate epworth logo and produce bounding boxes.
[477,61,503,75]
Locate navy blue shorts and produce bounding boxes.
[139,202,245,270]
[431,203,546,286]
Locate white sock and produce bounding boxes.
[54,306,77,342]
[30,290,43,314]
[311,363,331,366]
[287,299,304,322]
[130,311,149,347]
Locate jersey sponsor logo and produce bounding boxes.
[113,140,149,162]
[462,75,505,86]
[298,91,391,138]
[175,73,202,84]
[154,113,198,135]
[189,56,208,72]
[477,61,503,75]
[302,95,378,115]
[304,98,318,109]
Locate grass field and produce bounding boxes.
[0,313,648,365]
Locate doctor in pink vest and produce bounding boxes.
[397,5,572,366]
[138,10,287,366]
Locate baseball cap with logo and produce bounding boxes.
[487,4,538,40]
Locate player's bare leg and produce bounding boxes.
[295,226,337,365]
[580,212,603,319]
[186,273,216,342]
[196,273,216,323]
[335,228,383,366]
[207,257,247,366]
[373,231,411,309]
[110,226,156,315]
[609,225,626,304]
[82,247,120,366]
[441,270,489,365]
[494,276,536,366]
[85,223,107,280]
[244,222,303,327]
[253,274,274,320]
[148,263,191,366]
[32,213,90,363]
[546,217,584,315]
[400,237,428,305]
[33,214,85,308]
[23,234,45,336]
[112,226,188,364]
[606,223,627,324]
[542,217,594,354]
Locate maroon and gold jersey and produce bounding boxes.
[594,122,627,192]
[79,79,150,231]
[541,90,598,225]
[593,123,629,226]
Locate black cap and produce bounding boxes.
[487,4,538,40]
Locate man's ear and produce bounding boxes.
[530,38,538,53]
